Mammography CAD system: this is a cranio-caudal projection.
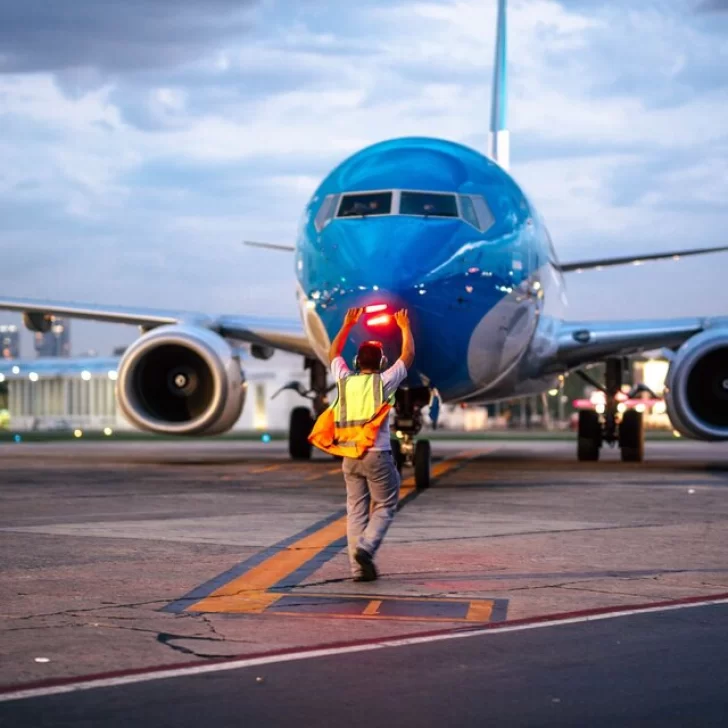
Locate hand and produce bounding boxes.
[394,309,410,330]
[344,307,364,326]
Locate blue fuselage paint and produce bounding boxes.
[295,137,565,403]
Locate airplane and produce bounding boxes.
[2,0,728,488]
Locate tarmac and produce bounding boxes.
[1,437,727,724]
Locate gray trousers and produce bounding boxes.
[342,450,401,572]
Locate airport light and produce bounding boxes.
[635,404,646,413]
[672,430,681,438]
[13,434,22,443]
[595,404,605,414]
[108,370,118,381]
[103,427,113,436]
[653,401,667,415]
[29,372,39,382]
[12,366,20,374]
[81,370,91,381]
[617,403,626,414]
[0,373,4,383]
[261,433,271,443]
[548,388,559,396]
[74,429,83,438]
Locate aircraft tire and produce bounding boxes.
[289,407,314,460]
[577,410,601,462]
[619,409,644,463]
[391,438,404,474]
[414,439,431,490]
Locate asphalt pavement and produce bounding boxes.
[1,602,727,727]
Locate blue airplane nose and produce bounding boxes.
[316,215,464,294]
[304,214,498,393]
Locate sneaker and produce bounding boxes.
[354,548,378,582]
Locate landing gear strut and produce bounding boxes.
[576,358,645,463]
[392,387,432,489]
[278,358,332,460]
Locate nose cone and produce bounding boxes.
[318,216,464,293]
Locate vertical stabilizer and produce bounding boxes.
[487,0,510,170]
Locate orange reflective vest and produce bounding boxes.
[308,372,394,458]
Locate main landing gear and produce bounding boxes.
[275,358,332,461]
[390,387,433,490]
[576,358,645,463]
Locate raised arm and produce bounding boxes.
[394,309,415,369]
[328,307,363,363]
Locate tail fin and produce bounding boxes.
[487,0,510,171]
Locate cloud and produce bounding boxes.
[697,0,728,11]
[0,0,259,74]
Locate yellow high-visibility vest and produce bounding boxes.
[309,373,395,458]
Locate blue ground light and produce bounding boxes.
[13,434,22,443]
[261,433,272,443]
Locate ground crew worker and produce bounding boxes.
[309,307,415,581]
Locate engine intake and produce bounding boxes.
[117,325,245,436]
[665,329,728,441]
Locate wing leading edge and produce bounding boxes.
[0,295,314,358]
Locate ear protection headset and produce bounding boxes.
[353,341,388,372]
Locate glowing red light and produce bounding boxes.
[365,304,387,313]
[367,314,391,327]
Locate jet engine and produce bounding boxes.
[116,325,245,436]
[665,329,728,441]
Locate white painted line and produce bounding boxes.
[2,595,728,704]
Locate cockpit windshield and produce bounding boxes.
[400,191,458,218]
[325,189,495,233]
[337,192,392,217]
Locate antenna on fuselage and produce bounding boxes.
[487,0,510,171]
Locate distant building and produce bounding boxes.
[34,318,71,358]
[0,325,20,359]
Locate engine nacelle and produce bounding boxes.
[117,325,245,436]
[665,329,728,441]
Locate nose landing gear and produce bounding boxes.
[391,387,433,489]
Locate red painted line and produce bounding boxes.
[2,590,727,697]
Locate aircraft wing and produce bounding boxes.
[558,244,728,273]
[0,295,315,358]
[553,316,728,371]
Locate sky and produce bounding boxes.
[1,0,727,356]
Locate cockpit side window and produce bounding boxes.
[314,194,340,232]
[400,191,458,218]
[470,195,495,233]
[459,195,495,233]
[337,192,392,217]
[459,195,479,229]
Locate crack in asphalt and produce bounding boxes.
[156,632,242,660]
